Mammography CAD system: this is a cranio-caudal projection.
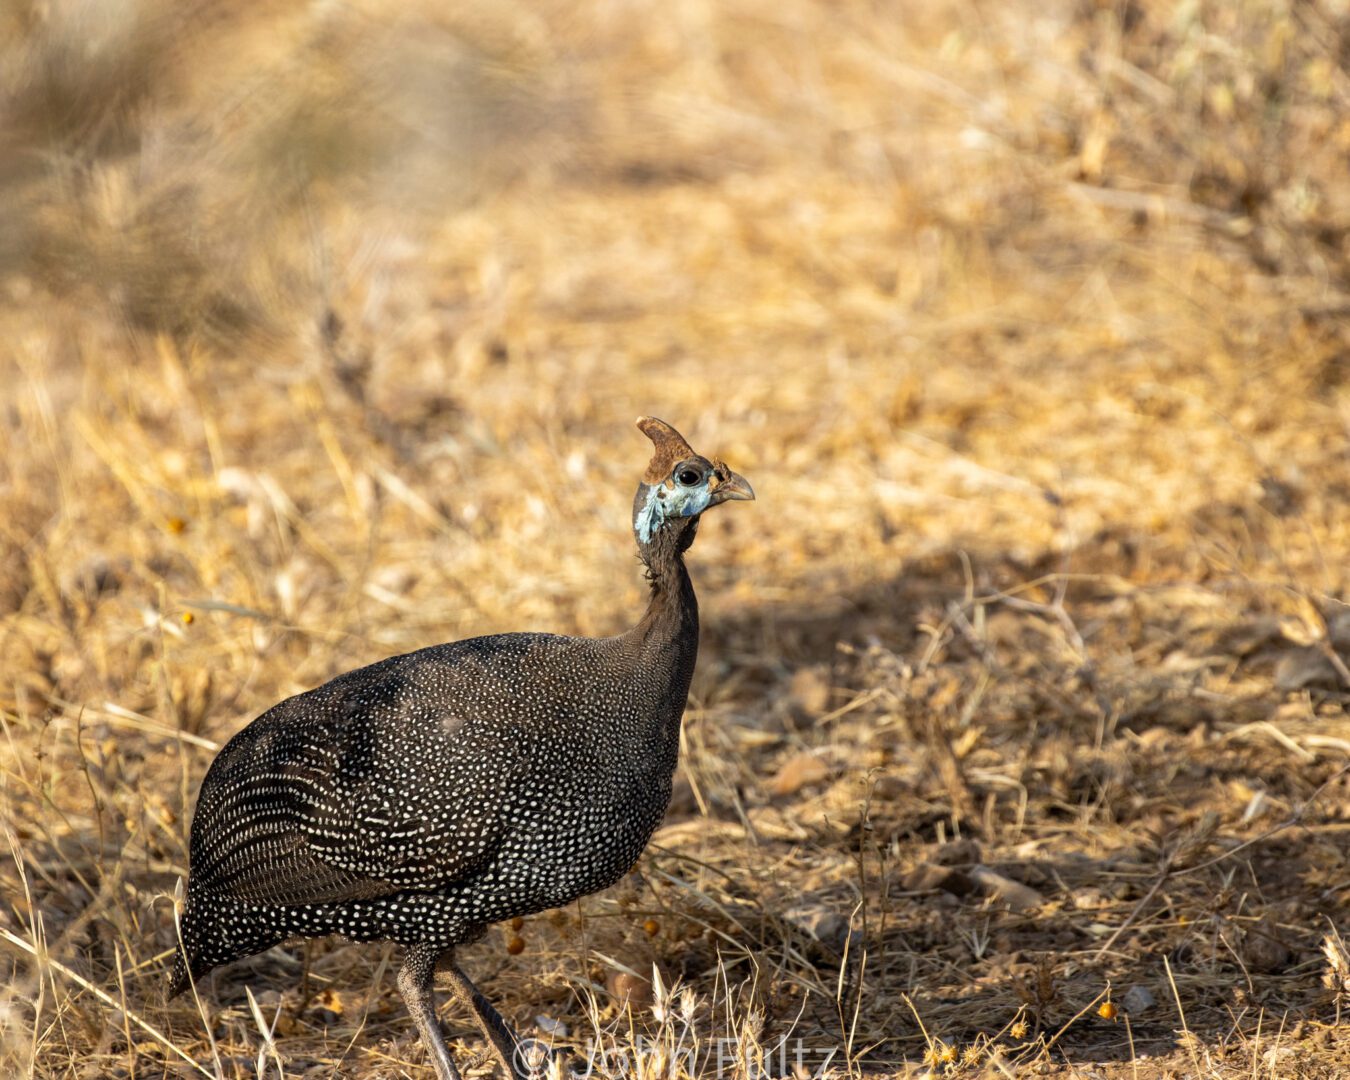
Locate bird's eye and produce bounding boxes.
[677,468,701,486]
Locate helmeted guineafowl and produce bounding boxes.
[168,417,754,1079]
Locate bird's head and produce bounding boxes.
[632,416,754,547]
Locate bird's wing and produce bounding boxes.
[187,651,520,907]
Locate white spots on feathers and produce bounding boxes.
[175,621,693,982]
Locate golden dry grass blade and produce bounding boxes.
[0,926,215,1078]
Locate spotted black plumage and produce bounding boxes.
[169,417,754,1080]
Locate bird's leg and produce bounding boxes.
[436,954,523,1080]
[397,942,463,1080]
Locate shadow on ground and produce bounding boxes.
[683,513,1347,1070]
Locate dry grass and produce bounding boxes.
[3,0,1350,1076]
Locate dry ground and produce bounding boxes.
[2,1,1349,1077]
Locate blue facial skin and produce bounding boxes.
[635,471,714,543]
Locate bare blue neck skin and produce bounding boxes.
[628,480,701,693]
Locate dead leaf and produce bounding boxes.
[767,752,831,796]
[969,866,1046,912]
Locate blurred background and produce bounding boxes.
[2,0,1348,1076]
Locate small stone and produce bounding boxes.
[931,839,981,867]
[1072,888,1109,911]
[781,903,857,953]
[606,969,652,1010]
[1121,984,1155,1014]
[903,862,977,898]
[767,752,831,796]
[968,866,1045,912]
[1241,924,1291,973]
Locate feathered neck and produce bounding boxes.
[631,511,700,646]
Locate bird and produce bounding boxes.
[168,416,754,1080]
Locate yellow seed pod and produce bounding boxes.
[1011,1020,1029,1040]
[1098,1000,1118,1020]
[643,918,660,936]
[509,916,524,932]
[506,936,525,956]
[182,612,195,624]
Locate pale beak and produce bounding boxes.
[709,469,755,505]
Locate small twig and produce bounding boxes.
[899,993,935,1057]
[1042,984,1110,1054]
[1175,762,1349,877]
[39,696,220,752]
[1164,955,1202,1077]
[1222,721,1317,763]
[1093,854,1175,961]
[818,686,885,726]
[995,594,1087,660]
[245,985,286,1079]
[1096,763,1349,960]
